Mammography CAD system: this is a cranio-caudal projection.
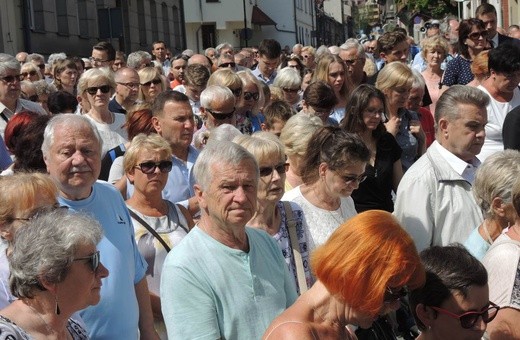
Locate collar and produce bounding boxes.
[434,142,480,183]
[491,33,499,47]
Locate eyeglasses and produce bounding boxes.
[21,92,39,102]
[219,62,236,68]
[243,91,260,101]
[384,286,408,303]
[73,251,100,272]
[430,302,500,329]
[335,172,367,184]
[0,75,22,84]
[343,58,361,66]
[206,107,235,120]
[468,31,488,40]
[86,85,111,95]
[21,71,38,78]
[141,78,162,87]
[89,57,110,64]
[117,82,140,90]
[9,204,68,223]
[336,172,367,184]
[259,163,289,177]
[230,87,242,97]
[135,160,173,174]
[282,87,299,94]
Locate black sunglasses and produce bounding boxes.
[468,31,488,40]
[282,87,299,94]
[384,286,408,303]
[206,107,235,120]
[230,88,242,97]
[259,163,289,177]
[430,302,500,329]
[335,172,368,184]
[21,71,38,78]
[243,91,259,101]
[136,160,173,174]
[86,85,111,95]
[73,250,100,272]
[219,62,236,68]
[0,75,22,83]
[141,78,162,87]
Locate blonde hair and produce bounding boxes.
[375,61,414,93]
[123,133,172,174]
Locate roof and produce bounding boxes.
[251,5,277,26]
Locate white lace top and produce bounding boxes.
[282,186,357,251]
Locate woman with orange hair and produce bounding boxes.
[263,210,425,339]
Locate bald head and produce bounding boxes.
[16,52,28,64]
[188,54,212,72]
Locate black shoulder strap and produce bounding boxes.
[129,209,171,252]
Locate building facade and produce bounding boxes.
[0,0,186,57]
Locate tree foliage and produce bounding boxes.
[397,0,457,20]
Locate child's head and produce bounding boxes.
[261,100,294,137]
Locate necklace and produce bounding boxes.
[328,207,345,226]
[26,303,71,339]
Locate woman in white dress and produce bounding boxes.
[282,126,370,251]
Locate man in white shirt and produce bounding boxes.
[394,85,489,251]
[0,54,47,137]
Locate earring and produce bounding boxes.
[55,294,61,315]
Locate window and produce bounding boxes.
[162,3,171,46]
[77,0,89,37]
[206,0,219,2]
[137,0,147,46]
[150,1,159,41]
[30,0,45,31]
[172,5,181,49]
[56,0,69,34]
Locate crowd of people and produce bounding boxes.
[1,2,520,339]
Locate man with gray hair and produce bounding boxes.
[0,54,46,137]
[193,85,237,148]
[161,141,297,339]
[42,114,158,340]
[339,39,372,86]
[394,85,488,251]
[126,50,153,70]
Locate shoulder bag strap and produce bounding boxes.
[128,209,171,252]
[283,201,308,293]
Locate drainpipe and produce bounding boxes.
[179,0,187,50]
[293,0,298,43]
[243,0,248,47]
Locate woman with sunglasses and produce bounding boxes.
[20,62,42,82]
[235,70,265,134]
[443,18,490,86]
[282,126,369,251]
[342,84,403,213]
[78,68,127,157]
[273,67,302,111]
[234,132,313,295]
[124,133,193,339]
[411,244,499,340]
[264,210,425,339]
[138,67,165,104]
[0,208,109,339]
